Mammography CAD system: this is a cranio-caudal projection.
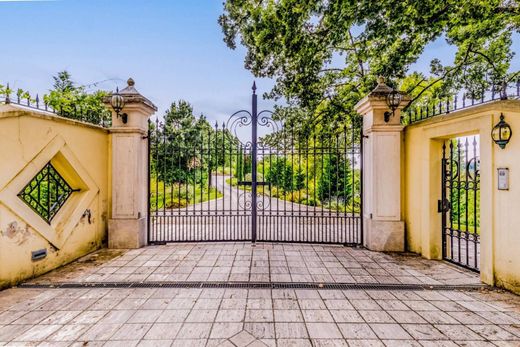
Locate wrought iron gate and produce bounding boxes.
[148,85,363,245]
[440,137,480,271]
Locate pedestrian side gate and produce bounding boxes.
[439,137,480,271]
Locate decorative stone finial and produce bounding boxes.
[127,78,135,87]
[370,75,393,95]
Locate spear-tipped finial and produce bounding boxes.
[5,83,10,103]
[222,122,226,129]
[215,121,219,129]
[252,81,257,94]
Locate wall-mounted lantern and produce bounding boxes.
[491,113,512,149]
[384,89,402,123]
[110,87,128,124]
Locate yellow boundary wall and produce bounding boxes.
[0,105,110,288]
[404,99,520,293]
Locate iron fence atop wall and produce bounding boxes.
[403,81,520,125]
[0,90,110,128]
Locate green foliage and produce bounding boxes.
[43,71,111,126]
[220,1,520,132]
[152,100,242,187]
[150,178,222,210]
[318,154,351,201]
[155,101,211,184]
[265,156,303,192]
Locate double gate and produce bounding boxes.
[439,137,480,271]
[148,85,363,245]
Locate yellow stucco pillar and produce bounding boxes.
[354,77,410,251]
[105,79,157,249]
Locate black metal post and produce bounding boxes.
[441,143,447,260]
[359,119,364,247]
[251,82,258,244]
[147,119,151,243]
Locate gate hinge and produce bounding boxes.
[438,199,451,213]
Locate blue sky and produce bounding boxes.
[0,0,518,124]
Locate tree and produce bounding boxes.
[153,101,242,186]
[318,154,351,202]
[220,1,520,130]
[157,101,212,184]
[44,71,111,126]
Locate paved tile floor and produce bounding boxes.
[1,285,520,346]
[30,243,480,286]
[1,243,518,346]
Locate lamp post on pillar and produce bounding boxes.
[354,77,410,251]
[104,78,157,249]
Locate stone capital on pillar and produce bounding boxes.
[354,77,410,252]
[105,78,157,249]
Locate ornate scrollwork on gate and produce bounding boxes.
[256,197,270,210]
[226,110,252,145]
[238,192,253,210]
[467,157,480,182]
[238,192,270,210]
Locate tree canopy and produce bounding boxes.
[219,0,520,130]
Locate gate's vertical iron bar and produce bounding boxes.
[204,127,209,237]
[176,137,181,241]
[335,132,340,244]
[473,136,479,269]
[200,130,204,241]
[259,133,269,240]
[206,131,210,240]
[269,144,278,240]
[449,141,454,261]
[155,118,160,243]
[221,123,226,240]
[344,125,349,244]
[310,133,318,242]
[304,136,311,241]
[162,123,167,243]
[464,137,469,266]
[298,131,302,242]
[238,143,242,240]
[147,119,151,243]
[457,140,461,263]
[350,122,363,243]
[359,120,364,246]
[214,122,219,241]
[290,130,295,241]
[169,130,175,242]
[441,142,447,259]
[320,135,325,242]
[251,83,258,244]
[327,137,333,243]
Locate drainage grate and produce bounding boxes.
[18,281,489,291]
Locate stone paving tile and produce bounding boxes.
[30,242,480,286]
[2,244,520,345]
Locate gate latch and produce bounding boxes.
[437,199,451,213]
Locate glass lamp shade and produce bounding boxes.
[386,90,402,111]
[110,88,125,114]
[492,114,512,149]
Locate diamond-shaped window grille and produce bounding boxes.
[17,162,76,224]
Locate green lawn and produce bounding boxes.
[150,179,222,210]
